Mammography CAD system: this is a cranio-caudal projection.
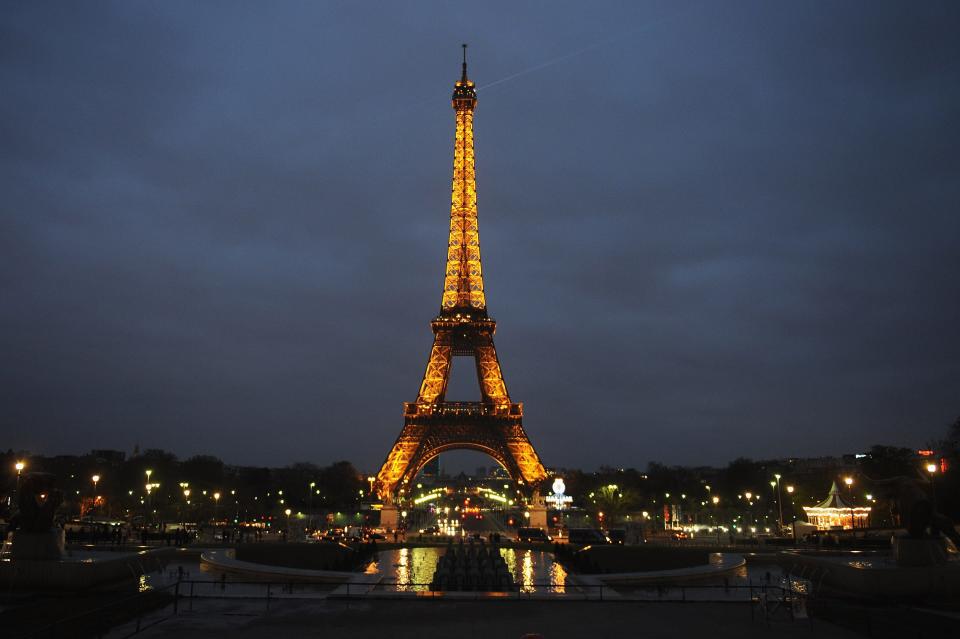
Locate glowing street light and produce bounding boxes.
[712,496,720,505]
[92,474,100,492]
[842,476,856,529]
[14,461,25,494]
[772,474,784,532]
[926,463,938,474]
[786,485,794,494]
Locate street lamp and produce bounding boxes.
[711,495,721,541]
[925,462,938,506]
[90,474,101,516]
[14,461,25,496]
[843,476,855,529]
[213,491,221,522]
[773,474,784,533]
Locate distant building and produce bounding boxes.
[90,449,126,465]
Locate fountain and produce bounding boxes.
[429,538,514,591]
[1,473,164,589]
[779,476,960,600]
[7,473,66,560]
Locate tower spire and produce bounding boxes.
[444,45,483,313]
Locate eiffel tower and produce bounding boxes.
[375,46,547,515]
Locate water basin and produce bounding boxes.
[366,547,570,593]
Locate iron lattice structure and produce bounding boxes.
[375,48,547,504]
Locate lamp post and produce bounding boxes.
[182,489,191,526]
[91,474,100,515]
[785,484,794,523]
[712,495,720,543]
[15,461,25,491]
[213,491,221,522]
[774,474,784,533]
[744,492,753,533]
[145,469,153,521]
[284,508,292,542]
[843,476,854,530]
[925,462,938,507]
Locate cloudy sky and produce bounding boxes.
[2,1,958,472]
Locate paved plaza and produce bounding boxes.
[108,598,858,639]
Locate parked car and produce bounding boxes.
[322,528,345,541]
[566,528,609,545]
[517,527,552,543]
[671,530,689,541]
[606,529,626,544]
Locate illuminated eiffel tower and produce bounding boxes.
[375,46,547,518]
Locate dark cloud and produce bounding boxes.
[2,1,958,471]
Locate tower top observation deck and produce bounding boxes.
[452,43,477,109]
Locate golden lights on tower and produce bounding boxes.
[374,46,547,504]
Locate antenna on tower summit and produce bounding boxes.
[461,43,468,82]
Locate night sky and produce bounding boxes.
[3,1,959,472]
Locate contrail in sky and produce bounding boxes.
[477,1,708,93]
[369,2,706,126]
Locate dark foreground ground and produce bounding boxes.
[104,598,858,639]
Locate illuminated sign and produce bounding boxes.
[546,477,572,509]
[552,478,565,495]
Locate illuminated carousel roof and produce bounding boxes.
[803,481,871,515]
[812,481,850,509]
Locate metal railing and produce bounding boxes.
[12,582,180,639]
[12,576,807,638]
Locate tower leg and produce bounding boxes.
[528,504,548,531]
[380,506,399,532]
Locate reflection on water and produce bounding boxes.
[370,547,570,593]
[365,546,442,591]
[522,550,534,593]
[550,561,568,594]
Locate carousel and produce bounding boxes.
[802,481,871,530]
